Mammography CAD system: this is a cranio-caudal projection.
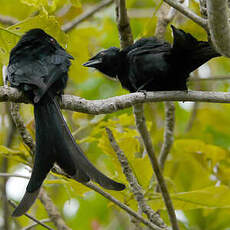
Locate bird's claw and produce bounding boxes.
[137,89,148,99]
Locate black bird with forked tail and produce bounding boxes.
[7,29,125,217]
[83,25,220,92]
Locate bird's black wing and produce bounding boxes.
[126,38,171,91]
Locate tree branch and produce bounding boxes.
[106,128,167,229]
[115,0,133,49]
[9,102,35,154]
[22,219,51,230]
[133,104,179,230]
[207,0,230,57]
[62,0,114,32]
[154,4,176,172]
[39,189,71,230]
[163,0,208,30]
[84,182,164,230]
[1,87,230,113]
[185,102,199,132]
[158,102,175,170]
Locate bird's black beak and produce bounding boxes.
[82,57,102,67]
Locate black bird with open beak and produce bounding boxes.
[83,25,220,92]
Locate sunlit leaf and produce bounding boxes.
[0,145,30,164]
[149,186,230,210]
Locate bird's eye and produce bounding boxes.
[50,38,56,44]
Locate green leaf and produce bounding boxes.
[0,13,68,65]
[0,27,20,64]
[9,13,68,47]
[20,0,57,12]
[0,145,30,164]
[149,186,230,210]
[49,172,91,195]
[71,0,81,7]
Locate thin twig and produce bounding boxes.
[23,219,51,230]
[158,102,175,170]
[154,4,176,172]
[185,71,200,133]
[115,0,134,49]
[9,200,54,230]
[84,182,163,230]
[9,102,35,154]
[207,0,230,57]
[133,104,179,230]
[190,76,230,81]
[39,189,71,230]
[163,0,208,30]
[106,128,167,229]
[62,0,114,32]
[185,102,199,132]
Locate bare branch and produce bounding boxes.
[207,0,230,57]
[190,76,230,81]
[2,87,230,113]
[22,219,51,230]
[185,102,199,132]
[84,182,163,230]
[9,200,54,230]
[158,102,175,170]
[133,104,179,230]
[154,5,176,172]
[115,0,134,49]
[39,189,72,230]
[0,173,29,179]
[163,0,208,30]
[62,0,114,32]
[106,128,167,229]
[9,102,35,154]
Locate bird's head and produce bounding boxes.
[83,47,121,79]
[11,28,74,60]
[19,29,59,47]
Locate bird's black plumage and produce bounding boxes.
[7,29,125,217]
[83,25,220,92]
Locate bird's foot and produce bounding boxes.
[137,89,148,99]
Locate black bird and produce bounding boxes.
[83,25,220,92]
[7,29,125,217]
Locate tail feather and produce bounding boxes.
[51,97,125,191]
[12,189,40,217]
[171,25,220,73]
[13,93,124,217]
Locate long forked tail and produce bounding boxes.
[50,95,125,191]
[12,93,125,217]
[171,25,221,73]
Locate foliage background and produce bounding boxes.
[0,0,230,229]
